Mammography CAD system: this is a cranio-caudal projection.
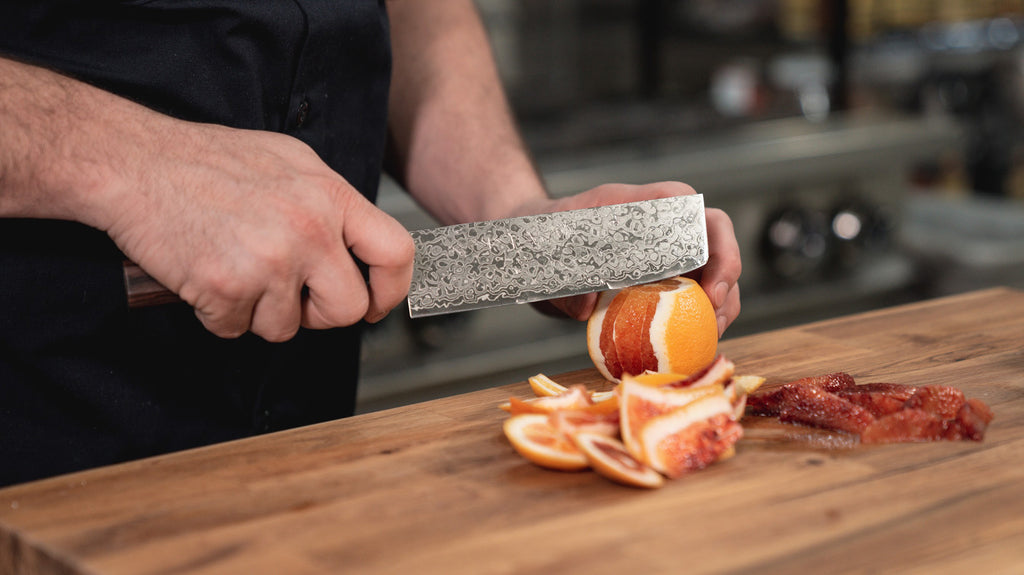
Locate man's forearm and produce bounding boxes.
[1,56,105,222]
[386,0,548,225]
[0,56,161,230]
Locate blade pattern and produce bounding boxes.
[408,195,707,317]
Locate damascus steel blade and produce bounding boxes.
[407,194,708,317]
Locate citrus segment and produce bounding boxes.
[656,280,719,377]
[612,288,660,377]
[638,397,742,478]
[619,374,725,459]
[587,277,718,383]
[574,432,664,489]
[503,414,589,471]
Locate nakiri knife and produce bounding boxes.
[123,194,708,315]
[406,194,707,317]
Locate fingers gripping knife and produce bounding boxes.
[124,195,709,315]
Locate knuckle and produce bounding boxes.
[257,324,300,343]
[195,310,248,339]
[320,294,369,328]
[207,272,255,302]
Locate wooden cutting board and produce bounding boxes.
[1,287,1023,574]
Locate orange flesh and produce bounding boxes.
[521,421,583,462]
[620,383,723,457]
[599,293,626,379]
[613,292,644,377]
[653,414,743,478]
[595,440,647,472]
[662,286,717,376]
[600,283,676,379]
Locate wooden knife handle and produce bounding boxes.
[123,261,181,308]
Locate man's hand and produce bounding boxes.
[384,3,741,336]
[514,182,742,337]
[1,57,414,342]
[108,123,415,341]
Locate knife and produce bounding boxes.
[407,194,707,317]
[123,194,708,315]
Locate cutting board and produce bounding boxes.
[1,287,1023,574]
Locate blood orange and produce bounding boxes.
[574,432,664,489]
[503,413,589,471]
[638,397,742,478]
[587,276,718,383]
[618,373,725,460]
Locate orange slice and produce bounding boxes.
[529,373,616,404]
[574,432,664,489]
[529,373,569,397]
[725,374,765,419]
[506,385,593,415]
[638,397,742,478]
[550,410,620,438]
[729,375,766,397]
[506,384,621,418]
[503,414,589,471]
[619,374,725,460]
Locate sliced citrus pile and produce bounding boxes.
[500,355,764,488]
[587,276,718,383]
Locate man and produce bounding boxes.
[0,1,741,486]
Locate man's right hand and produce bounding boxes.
[110,122,415,341]
[1,57,414,342]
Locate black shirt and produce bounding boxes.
[0,0,392,486]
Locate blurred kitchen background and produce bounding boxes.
[357,0,1024,413]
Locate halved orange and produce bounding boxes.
[574,432,664,489]
[503,413,589,471]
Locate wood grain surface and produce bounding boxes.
[1,287,1023,575]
